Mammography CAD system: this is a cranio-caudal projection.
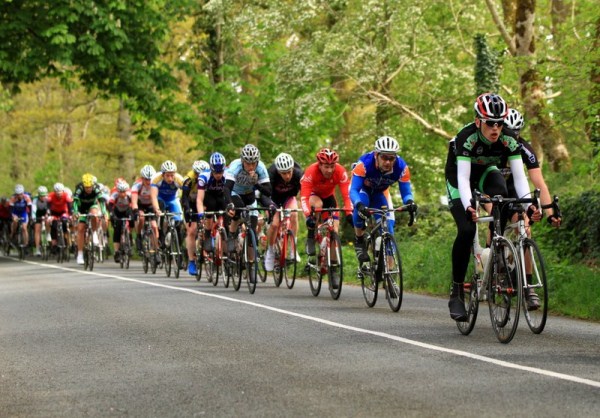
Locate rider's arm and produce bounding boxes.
[527,168,553,216]
[196,189,205,214]
[508,156,530,205]
[398,163,414,204]
[223,179,234,205]
[349,162,365,206]
[299,171,313,217]
[337,166,353,215]
[457,157,472,210]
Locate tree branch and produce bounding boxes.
[484,0,516,55]
[367,90,453,140]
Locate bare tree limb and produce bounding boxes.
[367,90,453,140]
[449,0,476,59]
[484,0,516,55]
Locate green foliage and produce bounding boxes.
[537,188,600,264]
[474,34,500,95]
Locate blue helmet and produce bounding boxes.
[209,152,226,173]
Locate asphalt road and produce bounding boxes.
[1,256,598,417]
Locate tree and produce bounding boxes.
[0,0,187,122]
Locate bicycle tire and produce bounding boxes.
[230,248,241,291]
[195,235,204,282]
[165,232,172,277]
[172,229,181,279]
[244,228,258,294]
[307,253,322,297]
[457,260,480,336]
[142,242,149,274]
[327,232,343,300]
[123,228,131,270]
[521,238,548,334]
[360,235,378,307]
[488,237,522,344]
[18,228,25,260]
[283,231,297,289]
[217,230,230,288]
[382,235,403,312]
[272,237,283,288]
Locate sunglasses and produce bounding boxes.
[480,118,504,128]
[379,154,396,162]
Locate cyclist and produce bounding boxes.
[300,147,352,254]
[132,165,159,254]
[32,186,50,256]
[46,183,73,253]
[195,152,228,274]
[263,153,303,271]
[502,108,561,226]
[73,174,105,265]
[151,160,185,254]
[445,93,539,321]
[0,197,11,244]
[181,160,210,276]
[108,180,134,263]
[350,136,416,264]
[9,184,33,251]
[224,144,274,284]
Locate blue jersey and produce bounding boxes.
[225,159,270,196]
[151,172,184,202]
[350,152,413,204]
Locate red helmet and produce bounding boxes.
[316,148,339,164]
[474,93,508,120]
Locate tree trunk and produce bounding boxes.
[117,100,135,180]
[515,0,570,170]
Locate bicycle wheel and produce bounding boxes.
[521,238,548,334]
[382,236,403,312]
[230,248,241,291]
[307,253,322,297]
[216,229,229,288]
[327,232,343,300]
[244,229,258,294]
[165,232,172,277]
[18,228,25,260]
[122,229,131,270]
[457,256,480,335]
[488,237,522,344]
[272,236,283,287]
[150,249,158,274]
[142,239,149,274]
[195,236,205,282]
[283,231,297,289]
[171,229,181,279]
[360,236,378,307]
[256,241,267,284]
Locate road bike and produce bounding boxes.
[230,207,266,294]
[80,214,103,271]
[457,191,524,344]
[140,213,159,274]
[357,203,416,312]
[39,216,50,261]
[196,210,230,288]
[14,216,28,260]
[51,215,69,263]
[271,207,302,289]
[115,216,133,269]
[305,208,347,300]
[161,212,184,279]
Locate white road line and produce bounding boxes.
[17,259,600,390]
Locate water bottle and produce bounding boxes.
[165,232,171,247]
[374,236,382,255]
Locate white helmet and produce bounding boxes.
[192,160,210,174]
[116,180,130,192]
[374,136,400,153]
[140,164,156,180]
[38,186,48,196]
[241,144,260,163]
[14,184,25,194]
[54,182,65,192]
[160,160,177,173]
[274,153,294,172]
[505,108,525,131]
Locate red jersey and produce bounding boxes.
[300,162,352,217]
[0,202,10,219]
[47,191,73,218]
